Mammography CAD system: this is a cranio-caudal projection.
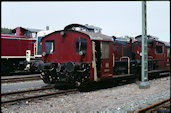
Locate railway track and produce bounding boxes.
[1,86,78,105]
[134,98,170,113]
[2,69,170,84]
[1,75,41,83]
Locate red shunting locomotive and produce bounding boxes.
[40,24,116,86]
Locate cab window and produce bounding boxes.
[75,38,87,53]
[101,41,110,58]
[167,48,170,57]
[37,37,43,55]
[22,30,30,37]
[45,40,55,54]
[156,45,163,54]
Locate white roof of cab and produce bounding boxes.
[37,30,54,37]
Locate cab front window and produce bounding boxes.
[45,40,55,54]
[75,38,87,53]
[156,45,163,54]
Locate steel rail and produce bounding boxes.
[1,86,54,96]
[134,98,170,113]
[1,88,78,104]
[1,76,41,83]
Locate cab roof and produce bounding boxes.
[79,30,113,41]
[12,27,42,33]
[64,23,112,41]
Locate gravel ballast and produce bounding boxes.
[1,76,170,113]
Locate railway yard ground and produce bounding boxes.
[1,74,170,113]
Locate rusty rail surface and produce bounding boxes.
[1,88,78,105]
[1,76,41,83]
[134,98,170,113]
[1,86,54,96]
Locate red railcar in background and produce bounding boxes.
[132,35,170,70]
[1,27,41,74]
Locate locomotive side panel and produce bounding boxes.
[1,38,36,57]
[113,43,123,60]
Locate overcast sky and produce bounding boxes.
[1,1,170,42]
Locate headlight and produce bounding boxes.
[42,52,46,56]
[56,63,61,72]
[79,51,83,56]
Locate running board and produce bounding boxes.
[112,74,134,79]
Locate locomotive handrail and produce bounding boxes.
[113,53,115,67]
[148,56,153,59]
[92,41,98,81]
[120,56,130,74]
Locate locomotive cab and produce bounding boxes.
[40,24,114,86]
[132,35,170,71]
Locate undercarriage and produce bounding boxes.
[40,62,91,87]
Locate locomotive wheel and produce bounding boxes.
[41,72,51,84]
[42,77,50,84]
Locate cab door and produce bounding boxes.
[154,43,165,69]
[100,41,113,78]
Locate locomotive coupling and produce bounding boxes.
[66,62,85,72]
[42,52,46,56]
[24,60,45,71]
[75,81,81,87]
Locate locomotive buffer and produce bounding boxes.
[139,1,150,89]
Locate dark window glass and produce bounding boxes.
[101,42,109,58]
[45,40,55,54]
[75,39,79,52]
[75,38,87,53]
[37,37,42,55]
[156,45,163,54]
[167,48,170,57]
[26,31,30,37]
[23,31,30,37]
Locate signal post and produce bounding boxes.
[139,1,150,89]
